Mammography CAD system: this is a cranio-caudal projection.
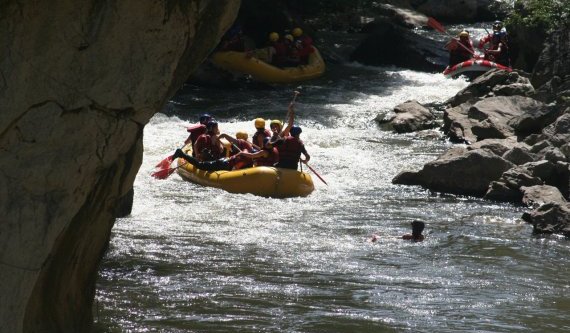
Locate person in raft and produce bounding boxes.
[478,21,510,66]
[193,120,224,162]
[184,113,211,148]
[219,131,256,169]
[269,102,296,141]
[252,118,271,150]
[445,30,474,66]
[239,137,279,167]
[272,125,310,170]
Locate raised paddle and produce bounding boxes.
[427,17,475,56]
[304,162,328,186]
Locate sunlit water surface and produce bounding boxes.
[95,63,570,332]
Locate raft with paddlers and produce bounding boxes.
[175,144,314,198]
[210,47,326,84]
[443,58,512,78]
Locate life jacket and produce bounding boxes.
[231,139,254,170]
[271,41,288,65]
[276,136,303,167]
[252,129,271,149]
[255,147,279,167]
[184,124,206,146]
[194,133,223,161]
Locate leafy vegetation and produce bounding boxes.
[505,0,570,32]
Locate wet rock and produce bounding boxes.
[521,185,566,209]
[393,148,513,197]
[522,202,570,237]
[382,100,437,133]
[447,70,534,107]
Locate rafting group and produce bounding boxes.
[210,25,326,83]
[442,20,512,78]
[176,101,309,173]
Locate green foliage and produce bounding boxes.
[506,0,570,32]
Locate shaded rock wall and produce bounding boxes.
[0,1,240,332]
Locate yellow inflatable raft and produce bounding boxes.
[210,47,326,84]
[176,145,314,198]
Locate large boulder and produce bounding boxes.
[393,148,514,197]
[447,70,534,107]
[350,16,448,71]
[0,1,240,332]
[378,100,437,133]
[444,95,543,142]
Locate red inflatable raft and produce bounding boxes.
[443,59,512,78]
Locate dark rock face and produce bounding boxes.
[0,1,240,332]
[531,25,570,107]
[350,16,448,71]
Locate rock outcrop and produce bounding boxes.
[392,23,570,237]
[377,100,437,133]
[0,1,240,332]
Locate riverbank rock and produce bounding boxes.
[393,148,513,197]
[532,25,570,107]
[443,95,545,143]
[378,100,437,133]
[522,202,570,237]
[521,185,566,209]
[447,70,534,107]
[0,1,240,332]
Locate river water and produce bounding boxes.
[95,50,570,331]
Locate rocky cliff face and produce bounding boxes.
[0,1,240,332]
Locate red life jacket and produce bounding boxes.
[237,139,254,152]
[255,147,279,167]
[252,129,271,149]
[194,133,222,161]
[276,136,303,164]
[184,124,206,145]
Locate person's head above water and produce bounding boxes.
[411,220,425,236]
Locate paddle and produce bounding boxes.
[151,160,187,180]
[427,17,475,56]
[304,162,328,186]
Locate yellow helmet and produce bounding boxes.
[285,34,294,42]
[269,32,279,42]
[270,119,283,128]
[236,131,248,140]
[292,27,303,37]
[254,118,265,129]
[459,30,469,37]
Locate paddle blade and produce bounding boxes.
[151,167,176,180]
[427,17,446,33]
[155,155,173,169]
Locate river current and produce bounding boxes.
[95,48,570,331]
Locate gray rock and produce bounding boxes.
[507,100,559,136]
[388,100,437,133]
[443,103,477,143]
[521,185,566,209]
[468,137,518,157]
[542,113,570,147]
[522,202,570,237]
[502,147,536,165]
[393,148,514,197]
[447,70,534,107]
